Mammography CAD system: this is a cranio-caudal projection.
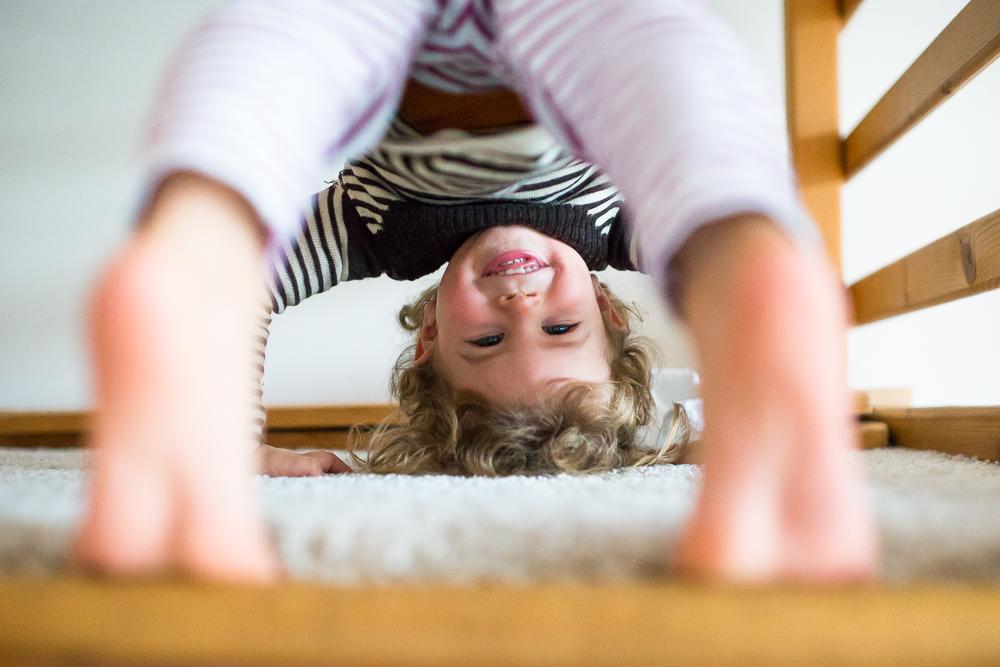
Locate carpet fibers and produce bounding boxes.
[2,447,1000,583]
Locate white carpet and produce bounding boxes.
[3,447,1000,583]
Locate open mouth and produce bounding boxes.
[481,250,547,277]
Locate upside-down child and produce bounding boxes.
[74,0,878,581]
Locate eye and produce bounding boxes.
[471,334,504,347]
[543,323,578,335]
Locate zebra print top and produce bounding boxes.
[266,119,636,314]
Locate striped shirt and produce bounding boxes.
[267,118,632,314]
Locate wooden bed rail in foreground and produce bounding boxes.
[4,577,1000,667]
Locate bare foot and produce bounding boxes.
[673,216,878,581]
[73,174,278,581]
[255,445,352,476]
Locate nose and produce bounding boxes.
[496,288,539,307]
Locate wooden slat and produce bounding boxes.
[0,410,89,435]
[265,404,395,429]
[858,421,888,449]
[853,389,914,416]
[5,577,1000,667]
[838,0,863,23]
[0,433,83,449]
[266,429,352,451]
[843,0,1000,177]
[873,406,1000,461]
[0,428,360,451]
[785,0,843,268]
[0,406,891,452]
[853,391,873,416]
[0,405,394,436]
[849,207,1000,324]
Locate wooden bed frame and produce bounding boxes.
[3,2,1000,664]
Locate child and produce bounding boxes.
[75,0,878,581]
[253,112,673,477]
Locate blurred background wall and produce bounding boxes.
[1,0,996,410]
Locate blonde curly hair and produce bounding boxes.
[350,281,689,475]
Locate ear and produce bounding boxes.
[413,300,437,365]
[592,275,625,329]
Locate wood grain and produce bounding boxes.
[266,429,352,451]
[4,577,1000,667]
[873,406,1000,461]
[843,0,1000,177]
[0,405,892,452]
[0,433,83,449]
[265,404,396,429]
[785,0,843,268]
[0,411,89,435]
[858,420,888,449]
[0,405,395,450]
[849,207,1000,325]
[0,405,394,434]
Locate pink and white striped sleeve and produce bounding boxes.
[141,0,430,244]
[495,0,818,288]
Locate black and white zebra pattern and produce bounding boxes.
[341,119,621,234]
[266,119,621,315]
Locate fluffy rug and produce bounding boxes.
[3,447,1000,583]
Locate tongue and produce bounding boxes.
[483,250,544,277]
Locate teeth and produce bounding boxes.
[499,265,538,275]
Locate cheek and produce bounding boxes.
[435,283,485,336]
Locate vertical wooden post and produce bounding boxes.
[785,0,843,270]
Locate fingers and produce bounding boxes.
[256,445,353,477]
[304,450,352,474]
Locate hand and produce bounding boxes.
[254,444,352,477]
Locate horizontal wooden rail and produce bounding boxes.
[838,0,863,23]
[842,0,1000,177]
[4,577,1000,667]
[870,406,1000,461]
[0,410,88,434]
[849,206,1000,325]
[0,404,396,450]
[265,404,395,430]
[3,401,887,451]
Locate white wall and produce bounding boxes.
[0,1,223,409]
[12,1,983,412]
[840,0,1000,406]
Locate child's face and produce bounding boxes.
[415,226,621,404]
